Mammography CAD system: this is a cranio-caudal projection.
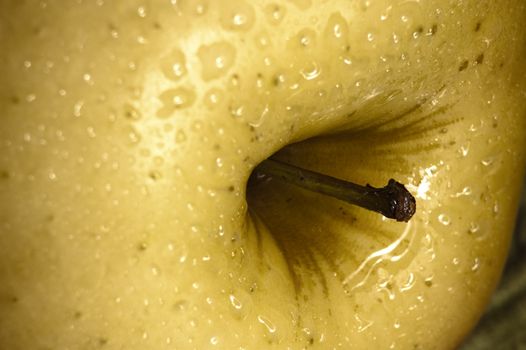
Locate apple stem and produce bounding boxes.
[252,158,416,222]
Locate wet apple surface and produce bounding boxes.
[1,1,525,349]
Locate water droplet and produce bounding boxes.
[342,56,352,65]
[451,186,472,198]
[136,35,148,45]
[157,87,196,118]
[471,258,480,272]
[83,72,93,83]
[459,143,470,157]
[230,104,245,118]
[332,23,343,38]
[123,103,141,120]
[438,213,451,226]
[137,6,147,18]
[324,12,349,49]
[229,294,243,310]
[263,56,273,66]
[233,14,246,26]
[204,88,224,109]
[296,28,316,48]
[210,336,219,345]
[128,61,138,71]
[125,126,141,145]
[391,32,401,45]
[424,276,434,287]
[109,24,119,39]
[257,314,277,334]
[73,100,84,117]
[265,3,286,25]
[398,271,415,292]
[229,74,240,88]
[354,313,374,333]
[86,126,96,138]
[256,33,271,48]
[300,61,321,80]
[220,0,255,31]
[380,7,392,21]
[198,42,236,81]
[272,73,286,87]
[256,74,265,88]
[149,170,162,181]
[481,157,494,166]
[48,170,57,181]
[468,222,480,234]
[192,120,203,131]
[161,49,187,81]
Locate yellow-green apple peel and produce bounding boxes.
[1,1,525,349]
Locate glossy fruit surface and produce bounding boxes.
[1,1,525,349]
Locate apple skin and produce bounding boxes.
[0,0,525,349]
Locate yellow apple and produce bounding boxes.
[1,0,525,349]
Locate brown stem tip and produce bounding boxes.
[252,158,416,222]
[366,179,417,222]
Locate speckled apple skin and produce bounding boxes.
[1,1,525,349]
